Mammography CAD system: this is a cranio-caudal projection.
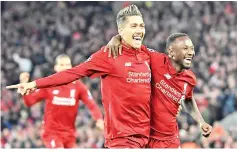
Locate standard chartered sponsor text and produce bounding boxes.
[128,72,150,77]
[52,96,76,106]
[127,78,151,83]
[160,80,181,97]
[155,80,182,103]
[127,72,151,83]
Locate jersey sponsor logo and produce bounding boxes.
[52,89,77,106]
[125,62,132,67]
[179,83,188,104]
[127,72,151,83]
[164,73,172,79]
[155,79,182,103]
[52,90,59,94]
[183,83,188,94]
[52,96,76,106]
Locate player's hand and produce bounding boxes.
[6,81,37,95]
[104,34,122,58]
[200,122,212,138]
[96,119,104,131]
[176,104,182,116]
[19,72,30,83]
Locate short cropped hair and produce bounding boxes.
[166,33,188,49]
[55,54,70,64]
[116,4,142,28]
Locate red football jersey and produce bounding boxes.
[35,44,151,142]
[147,50,196,140]
[23,80,102,136]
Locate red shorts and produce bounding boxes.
[147,137,180,148]
[105,135,149,148]
[41,131,76,148]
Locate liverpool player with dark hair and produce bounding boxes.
[104,33,212,148]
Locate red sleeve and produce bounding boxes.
[186,87,194,99]
[23,89,46,107]
[77,81,103,120]
[36,47,114,88]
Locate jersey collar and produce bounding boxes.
[166,56,185,75]
[121,41,142,55]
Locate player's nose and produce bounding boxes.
[187,50,195,58]
[134,31,143,38]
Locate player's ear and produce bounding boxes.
[170,51,175,60]
[118,27,123,37]
[167,47,172,58]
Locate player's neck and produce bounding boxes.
[170,59,183,73]
[121,40,140,51]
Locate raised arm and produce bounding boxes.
[104,34,122,58]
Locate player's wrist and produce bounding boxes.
[198,120,205,128]
[30,81,37,88]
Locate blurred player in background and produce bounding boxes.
[105,33,212,148]
[18,54,103,148]
[7,5,153,148]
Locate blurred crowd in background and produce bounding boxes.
[1,1,237,148]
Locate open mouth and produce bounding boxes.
[184,57,192,64]
[133,36,142,41]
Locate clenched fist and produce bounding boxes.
[200,122,212,138]
[96,119,104,131]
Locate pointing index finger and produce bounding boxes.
[6,84,21,89]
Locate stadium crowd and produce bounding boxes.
[1,1,237,148]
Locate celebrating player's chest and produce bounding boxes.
[150,52,195,110]
[47,82,78,106]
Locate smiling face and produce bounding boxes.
[116,4,145,49]
[168,36,195,70]
[118,16,145,49]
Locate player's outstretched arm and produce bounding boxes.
[104,34,122,58]
[183,96,212,138]
[7,59,96,94]
[6,81,37,95]
[6,65,84,95]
